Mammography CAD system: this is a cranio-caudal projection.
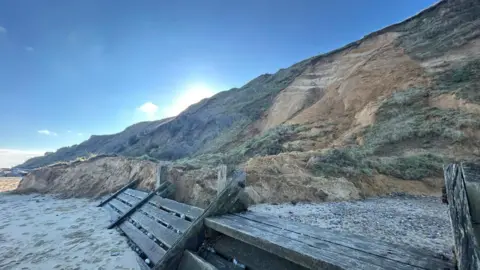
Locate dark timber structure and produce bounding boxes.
[101,165,456,270]
[444,163,480,270]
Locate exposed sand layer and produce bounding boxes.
[0,194,140,270]
[0,177,20,192]
[250,195,454,259]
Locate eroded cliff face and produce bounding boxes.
[17,157,220,208]
[15,0,480,205]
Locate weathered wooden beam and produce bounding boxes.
[177,250,218,270]
[461,162,480,242]
[200,250,240,270]
[119,219,167,265]
[156,165,168,190]
[444,163,480,270]
[106,204,167,266]
[206,215,383,270]
[236,212,451,269]
[153,170,246,270]
[125,188,149,199]
[217,164,227,194]
[130,211,179,248]
[117,193,192,232]
[149,196,203,220]
[107,182,169,229]
[97,179,138,207]
[213,235,308,270]
[109,198,132,213]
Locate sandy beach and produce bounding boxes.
[0,177,21,193]
[0,193,140,270]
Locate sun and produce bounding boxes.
[164,83,215,117]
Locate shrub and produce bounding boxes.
[437,59,480,102]
[364,88,480,149]
[128,135,139,146]
[370,154,444,180]
[239,125,298,157]
[310,148,371,177]
[311,148,444,180]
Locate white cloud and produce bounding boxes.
[0,149,45,168]
[0,26,6,34]
[67,130,72,133]
[77,133,83,136]
[38,129,57,136]
[138,102,159,120]
[163,84,214,117]
[25,46,34,52]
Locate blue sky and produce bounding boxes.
[0,0,436,167]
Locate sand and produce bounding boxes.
[250,195,454,259]
[0,177,21,192]
[0,193,141,270]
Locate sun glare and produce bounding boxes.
[164,83,215,117]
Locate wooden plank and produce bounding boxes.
[118,193,143,206]
[105,203,121,220]
[205,215,382,270]
[130,211,179,248]
[201,251,239,270]
[119,220,166,264]
[118,193,191,233]
[136,257,151,270]
[125,188,203,220]
[149,196,204,220]
[213,235,308,270]
[105,202,170,265]
[218,215,421,270]
[97,179,137,207]
[141,203,191,233]
[108,182,170,229]
[108,198,131,213]
[153,170,247,270]
[125,188,148,199]
[444,163,480,270]
[178,250,218,270]
[236,212,452,270]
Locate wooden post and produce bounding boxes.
[153,170,246,270]
[444,163,480,270]
[107,182,170,229]
[97,179,138,207]
[462,163,480,242]
[156,165,168,190]
[217,164,227,194]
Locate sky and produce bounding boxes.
[0,0,437,167]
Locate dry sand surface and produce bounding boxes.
[250,195,454,259]
[0,193,140,270]
[0,177,21,192]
